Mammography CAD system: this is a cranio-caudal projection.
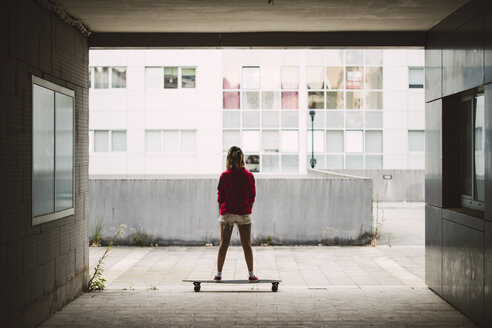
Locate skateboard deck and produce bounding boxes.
[182,279,282,292]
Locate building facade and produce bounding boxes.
[88,49,425,176]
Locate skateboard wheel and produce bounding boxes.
[194,286,200,292]
[271,284,278,292]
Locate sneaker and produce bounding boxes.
[248,275,259,281]
[214,275,222,281]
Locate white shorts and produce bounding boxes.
[218,213,252,225]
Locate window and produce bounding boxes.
[32,76,74,225]
[93,130,127,152]
[145,67,197,89]
[408,130,424,152]
[181,68,196,88]
[460,94,484,209]
[409,67,424,88]
[345,130,363,153]
[164,67,178,88]
[90,67,126,89]
[145,130,197,152]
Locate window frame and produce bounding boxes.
[32,75,75,226]
[459,92,484,211]
[92,130,127,153]
[408,67,424,89]
[89,66,127,89]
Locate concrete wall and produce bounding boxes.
[425,0,492,326]
[89,175,373,245]
[328,170,425,202]
[0,1,89,327]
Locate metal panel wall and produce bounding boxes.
[425,204,442,294]
[442,220,484,324]
[425,99,442,207]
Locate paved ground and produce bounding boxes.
[40,203,477,327]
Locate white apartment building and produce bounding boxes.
[88,49,425,176]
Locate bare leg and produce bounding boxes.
[217,222,233,273]
[238,223,253,272]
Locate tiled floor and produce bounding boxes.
[40,203,477,327]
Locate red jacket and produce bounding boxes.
[217,167,256,215]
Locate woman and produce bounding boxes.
[215,146,258,281]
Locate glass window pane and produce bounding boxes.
[326,111,344,128]
[145,67,163,89]
[242,91,260,109]
[326,130,344,153]
[326,155,344,169]
[112,131,126,152]
[281,66,298,89]
[281,91,298,109]
[307,67,324,89]
[262,111,279,128]
[307,130,324,153]
[262,91,280,109]
[326,67,344,90]
[223,111,240,128]
[475,94,485,202]
[261,66,280,89]
[346,155,363,169]
[262,155,280,172]
[308,91,324,109]
[460,100,473,196]
[281,155,298,172]
[181,67,196,88]
[243,111,260,128]
[242,67,260,89]
[111,67,126,88]
[326,91,344,109]
[366,111,383,128]
[365,155,382,169]
[346,91,363,109]
[88,67,92,88]
[262,130,280,153]
[346,130,363,153]
[365,92,383,109]
[365,67,382,90]
[164,67,178,88]
[408,130,424,152]
[181,130,196,152]
[146,131,161,152]
[94,130,109,152]
[409,67,424,88]
[325,50,344,65]
[364,49,383,65]
[365,131,383,153]
[33,85,55,216]
[245,154,260,173]
[281,130,298,152]
[163,130,180,152]
[94,67,108,89]
[281,111,298,128]
[346,67,363,90]
[223,130,240,152]
[346,49,363,65]
[223,66,241,89]
[346,111,363,128]
[243,131,260,152]
[55,93,73,212]
[223,91,240,109]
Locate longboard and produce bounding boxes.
[182,279,282,292]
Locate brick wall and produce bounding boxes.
[0,1,89,327]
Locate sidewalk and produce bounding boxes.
[40,203,477,327]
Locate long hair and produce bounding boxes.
[226,146,245,170]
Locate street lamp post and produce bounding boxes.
[309,110,317,169]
